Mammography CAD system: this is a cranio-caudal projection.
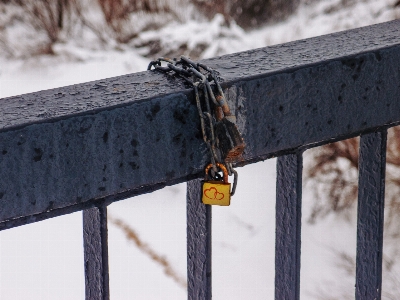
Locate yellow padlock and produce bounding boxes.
[202,163,231,206]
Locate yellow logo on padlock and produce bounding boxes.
[202,163,231,206]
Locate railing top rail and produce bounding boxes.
[1,20,399,132]
[1,20,399,229]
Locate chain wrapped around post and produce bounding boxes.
[148,56,245,201]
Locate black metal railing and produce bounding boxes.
[1,19,399,299]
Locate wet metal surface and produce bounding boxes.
[1,20,400,228]
[275,153,302,300]
[356,131,387,299]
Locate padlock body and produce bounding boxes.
[202,180,231,206]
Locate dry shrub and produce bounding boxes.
[97,0,174,43]
[192,0,300,29]
[306,126,400,233]
[0,0,179,56]
[13,0,75,54]
[306,137,359,222]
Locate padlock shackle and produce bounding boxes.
[204,163,229,183]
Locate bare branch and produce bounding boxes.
[109,216,187,289]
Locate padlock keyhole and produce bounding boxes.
[208,168,223,181]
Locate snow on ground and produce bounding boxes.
[0,0,399,299]
[134,0,400,59]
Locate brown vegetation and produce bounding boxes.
[109,216,187,289]
[0,0,302,57]
[306,126,400,235]
[192,0,300,28]
[306,137,359,222]
[16,0,74,53]
[97,0,174,43]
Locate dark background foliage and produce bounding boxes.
[306,126,400,239]
[192,0,300,28]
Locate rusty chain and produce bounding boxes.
[148,56,243,195]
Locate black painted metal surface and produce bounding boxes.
[83,205,110,300]
[355,131,386,300]
[187,179,212,300]
[275,153,302,300]
[1,20,400,228]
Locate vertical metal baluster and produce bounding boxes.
[356,130,387,299]
[83,205,110,300]
[187,178,212,300]
[275,153,303,300]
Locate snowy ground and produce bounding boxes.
[0,0,399,299]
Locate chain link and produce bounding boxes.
[148,55,239,194]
